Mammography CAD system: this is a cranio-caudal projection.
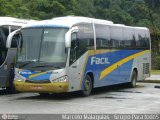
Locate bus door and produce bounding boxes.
[67,32,82,91]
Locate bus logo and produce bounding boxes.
[19,71,32,74]
[91,57,110,65]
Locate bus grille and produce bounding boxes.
[143,63,149,74]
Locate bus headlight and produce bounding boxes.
[14,74,25,82]
[51,76,68,82]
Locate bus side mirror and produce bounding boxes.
[6,29,20,48]
[65,26,78,48]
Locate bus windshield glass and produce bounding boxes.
[16,27,68,70]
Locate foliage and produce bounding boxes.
[1,0,159,33]
[152,54,160,70]
[0,0,160,29]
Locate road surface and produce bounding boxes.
[0,82,160,114]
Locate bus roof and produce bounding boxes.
[23,16,114,28]
[0,17,36,26]
[22,16,149,31]
[133,27,149,30]
[107,24,149,32]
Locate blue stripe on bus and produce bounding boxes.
[81,50,142,89]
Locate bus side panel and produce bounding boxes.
[85,50,121,88]
[132,51,151,81]
[67,49,150,92]
[82,49,146,88]
[86,50,136,88]
[119,60,133,83]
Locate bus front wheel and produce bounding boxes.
[81,75,93,96]
[6,69,15,94]
[129,70,137,88]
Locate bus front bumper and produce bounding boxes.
[14,81,69,93]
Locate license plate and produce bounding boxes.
[32,86,43,90]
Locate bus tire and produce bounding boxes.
[6,69,15,94]
[81,74,93,96]
[6,86,15,94]
[129,70,137,88]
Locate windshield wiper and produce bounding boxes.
[18,61,36,68]
[32,65,62,69]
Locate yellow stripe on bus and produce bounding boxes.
[79,49,116,89]
[100,50,150,80]
[29,72,47,79]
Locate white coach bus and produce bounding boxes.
[6,16,151,96]
[0,17,35,92]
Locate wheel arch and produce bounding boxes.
[130,67,138,82]
[81,71,94,96]
[87,72,94,88]
[133,68,138,76]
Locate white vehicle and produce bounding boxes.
[0,17,35,91]
[7,16,151,96]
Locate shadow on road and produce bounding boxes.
[0,90,6,95]
[14,83,144,101]
[0,89,19,95]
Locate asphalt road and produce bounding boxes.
[0,82,160,114]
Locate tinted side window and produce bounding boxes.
[2,27,9,38]
[95,24,111,49]
[0,26,8,47]
[0,29,3,65]
[135,30,150,49]
[139,34,149,49]
[76,23,94,58]
[144,35,150,49]
[0,28,3,47]
[110,26,124,48]
[138,34,144,48]
[70,23,94,65]
[0,27,8,65]
[123,28,136,48]
[70,33,78,65]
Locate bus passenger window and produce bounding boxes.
[110,26,123,48]
[95,24,111,49]
[70,33,78,65]
[123,28,136,48]
[70,23,94,65]
[145,36,150,49]
[0,36,3,65]
[76,23,94,55]
[0,28,8,65]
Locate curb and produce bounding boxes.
[139,80,160,83]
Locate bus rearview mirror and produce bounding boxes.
[6,29,20,48]
[65,31,71,48]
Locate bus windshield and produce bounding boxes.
[16,27,69,70]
